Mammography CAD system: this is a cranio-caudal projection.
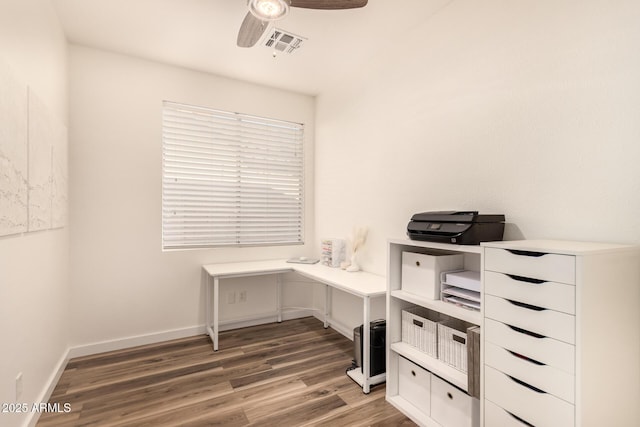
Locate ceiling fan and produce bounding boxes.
[237,0,368,48]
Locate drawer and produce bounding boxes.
[485,399,536,427]
[398,356,431,415]
[484,318,575,374]
[431,375,480,427]
[485,366,575,427]
[484,247,575,285]
[485,294,575,344]
[485,270,575,315]
[485,341,575,403]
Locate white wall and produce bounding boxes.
[0,1,69,426]
[68,46,316,349]
[315,0,640,278]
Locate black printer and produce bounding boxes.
[407,211,505,245]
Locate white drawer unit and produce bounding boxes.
[398,356,431,416]
[484,399,535,427]
[484,318,575,375]
[484,341,574,404]
[482,240,640,427]
[484,294,575,344]
[431,374,480,427]
[484,270,575,315]
[484,247,575,284]
[485,366,574,427]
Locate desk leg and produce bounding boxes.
[276,275,282,323]
[205,274,211,341]
[205,274,218,351]
[324,284,330,328]
[213,277,219,351]
[362,295,371,393]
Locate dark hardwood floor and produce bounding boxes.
[38,317,415,426]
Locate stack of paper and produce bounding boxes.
[441,270,481,311]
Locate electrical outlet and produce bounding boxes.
[227,292,236,304]
[239,290,247,303]
[15,372,23,400]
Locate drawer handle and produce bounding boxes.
[507,374,546,394]
[415,261,420,267]
[506,249,545,257]
[453,335,466,345]
[506,299,546,311]
[506,410,535,427]
[506,274,546,285]
[507,349,545,366]
[507,324,546,339]
[412,319,424,328]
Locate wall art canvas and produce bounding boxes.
[51,123,68,229]
[0,61,28,237]
[28,89,53,232]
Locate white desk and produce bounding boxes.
[202,259,386,393]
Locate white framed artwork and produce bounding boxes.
[51,122,68,229]
[28,89,53,232]
[0,61,29,237]
[1,58,68,237]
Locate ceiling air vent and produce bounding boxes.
[263,28,306,54]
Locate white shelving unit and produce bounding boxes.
[386,238,482,427]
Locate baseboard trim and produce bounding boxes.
[219,309,315,331]
[26,349,70,427]
[67,325,205,359]
[313,312,354,341]
[67,309,315,359]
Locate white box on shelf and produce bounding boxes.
[399,356,431,416]
[402,252,464,300]
[402,307,439,357]
[431,375,480,427]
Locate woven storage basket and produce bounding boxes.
[401,306,439,357]
[437,320,468,373]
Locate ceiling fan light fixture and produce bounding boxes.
[248,0,291,21]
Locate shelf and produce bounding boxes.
[391,289,481,325]
[388,238,483,254]
[391,341,468,392]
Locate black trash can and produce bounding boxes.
[353,319,386,376]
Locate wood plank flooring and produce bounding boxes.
[38,317,416,426]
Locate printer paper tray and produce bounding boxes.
[407,232,462,243]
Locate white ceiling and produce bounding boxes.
[52,0,451,96]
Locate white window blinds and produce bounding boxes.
[162,101,304,250]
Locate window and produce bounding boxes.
[162,101,304,250]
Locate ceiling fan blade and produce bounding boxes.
[290,0,367,9]
[237,12,268,48]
